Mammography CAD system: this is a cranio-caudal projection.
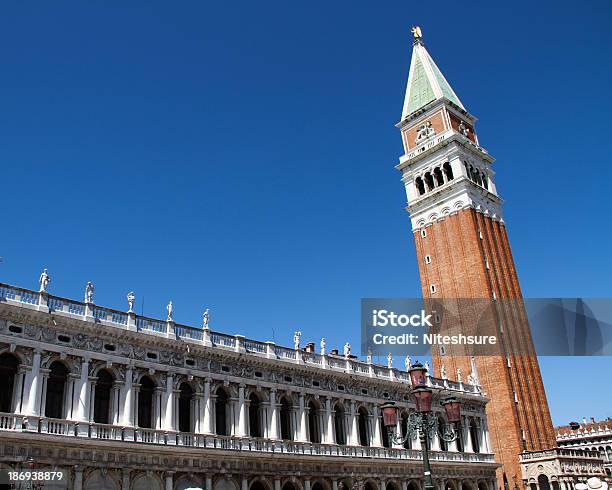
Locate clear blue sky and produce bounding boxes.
[1,1,611,426]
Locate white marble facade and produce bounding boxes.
[0,281,497,490]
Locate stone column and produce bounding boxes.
[481,416,492,453]
[206,476,213,490]
[13,367,25,414]
[74,466,83,490]
[298,393,308,442]
[268,388,279,440]
[325,397,335,444]
[333,481,338,490]
[371,406,383,447]
[165,472,174,490]
[402,481,408,490]
[203,378,213,434]
[74,358,90,428]
[349,401,359,445]
[430,421,441,451]
[25,350,42,416]
[242,477,249,490]
[463,417,473,452]
[275,478,281,490]
[121,469,131,490]
[305,479,311,490]
[393,418,403,449]
[163,373,175,431]
[237,384,247,437]
[120,366,134,426]
[381,481,387,490]
[110,381,121,425]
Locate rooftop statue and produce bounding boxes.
[85,282,94,304]
[127,291,135,313]
[39,268,50,293]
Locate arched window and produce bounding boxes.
[469,418,480,453]
[215,387,229,436]
[93,369,114,424]
[178,382,194,433]
[308,400,321,443]
[415,177,426,196]
[407,482,420,490]
[433,167,444,186]
[137,376,155,429]
[282,483,296,490]
[45,361,69,419]
[438,416,448,451]
[280,397,293,440]
[249,393,262,438]
[312,483,325,490]
[334,403,346,445]
[358,407,370,446]
[0,353,19,413]
[443,162,454,181]
[424,172,435,191]
[400,411,412,449]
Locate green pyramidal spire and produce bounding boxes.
[401,27,465,120]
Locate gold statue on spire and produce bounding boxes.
[411,26,423,40]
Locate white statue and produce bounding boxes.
[166,301,173,321]
[320,338,326,355]
[415,121,435,142]
[404,355,412,371]
[411,26,422,40]
[441,364,448,380]
[366,348,372,364]
[38,268,50,293]
[469,356,480,385]
[458,121,470,137]
[293,331,302,350]
[424,360,430,373]
[457,368,463,383]
[467,372,476,385]
[387,353,393,368]
[202,308,210,329]
[127,292,135,313]
[343,342,351,358]
[84,281,94,304]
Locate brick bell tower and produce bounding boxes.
[395,27,557,489]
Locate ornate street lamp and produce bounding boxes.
[381,362,462,490]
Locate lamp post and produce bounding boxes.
[381,362,462,490]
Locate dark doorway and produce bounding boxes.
[280,397,293,440]
[215,388,229,436]
[137,376,155,428]
[249,393,262,437]
[358,407,369,446]
[178,382,193,432]
[0,353,19,413]
[93,369,114,424]
[334,403,346,445]
[45,361,69,419]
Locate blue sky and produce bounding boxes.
[1,1,611,425]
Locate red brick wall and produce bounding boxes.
[412,208,556,488]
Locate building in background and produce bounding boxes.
[556,419,612,478]
[393,27,601,490]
